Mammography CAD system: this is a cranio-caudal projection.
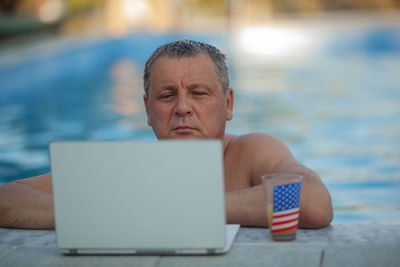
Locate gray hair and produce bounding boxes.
[143,40,229,96]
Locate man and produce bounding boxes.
[0,40,333,229]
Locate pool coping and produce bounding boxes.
[0,223,399,267]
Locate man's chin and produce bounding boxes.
[169,134,203,140]
[155,130,223,140]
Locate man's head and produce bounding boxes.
[143,40,234,140]
[143,40,229,97]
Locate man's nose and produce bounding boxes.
[174,94,192,116]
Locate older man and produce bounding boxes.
[0,40,333,229]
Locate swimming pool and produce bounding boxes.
[1,16,399,224]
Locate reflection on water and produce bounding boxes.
[110,59,143,116]
[0,16,399,224]
[237,26,313,59]
[107,59,147,139]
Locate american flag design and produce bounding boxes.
[271,182,302,233]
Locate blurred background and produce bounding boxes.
[1,0,400,36]
[1,0,400,224]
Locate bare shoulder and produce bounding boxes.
[225,132,299,186]
[228,132,294,161]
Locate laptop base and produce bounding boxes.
[60,224,240,255]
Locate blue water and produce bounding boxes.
[0,22,399,224]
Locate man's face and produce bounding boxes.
[144,54,233,140]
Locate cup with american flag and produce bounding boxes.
[262,173,303,241]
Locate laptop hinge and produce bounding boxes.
[69,249,78,255]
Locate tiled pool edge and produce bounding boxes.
[0,224,399,267]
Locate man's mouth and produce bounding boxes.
[172,126,197,134]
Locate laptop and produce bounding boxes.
[49,140,240,255]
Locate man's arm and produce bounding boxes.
[0,173,54,229]
[225,185,267,227]
[270,160,333,228]
[225,133,333,228]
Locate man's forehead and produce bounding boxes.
[149,54,219,85]
[152,53,215,69]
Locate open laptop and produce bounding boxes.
[49,140,240,255]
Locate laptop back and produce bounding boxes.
[50,140,227,254]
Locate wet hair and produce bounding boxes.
[143,40,229,96]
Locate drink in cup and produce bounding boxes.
[262,173,303,241]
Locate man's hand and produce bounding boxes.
[225,174,333,229]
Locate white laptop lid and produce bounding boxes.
[50,140,236,255]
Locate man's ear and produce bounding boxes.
[225,88,234,121]
[143,94,152,126]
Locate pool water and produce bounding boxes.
[1,18,399,224]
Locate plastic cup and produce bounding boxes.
[262,173,303,241]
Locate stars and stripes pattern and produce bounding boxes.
[271,182,302,233]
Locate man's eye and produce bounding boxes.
[193,91,207,96]
[160,94,173,99]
